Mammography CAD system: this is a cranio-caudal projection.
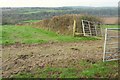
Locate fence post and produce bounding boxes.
[103,28,107,62]
[73,20,76,36]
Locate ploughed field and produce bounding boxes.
[1,25,118,78]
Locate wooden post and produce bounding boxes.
[73,20,76,37]
[103,28,107,62]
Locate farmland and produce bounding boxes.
[2,7,118,25]
[1,25,119,78]
[1,6,119,79]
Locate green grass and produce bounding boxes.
[12,67,77,78]
[102,25,120,29]
[12,60,118,78]
[79,61,118,78]
[1,25,98,45]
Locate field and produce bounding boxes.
[1,25,97,45]
[21,10,65,14]
[102,25,119,28]
[1,25,119,78]
[102,17,118,24]
[22,20,41,23]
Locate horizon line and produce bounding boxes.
[0,6,118,8]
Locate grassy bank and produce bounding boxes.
[1,25,98,45]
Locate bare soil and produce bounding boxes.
[101,17,118,24]
[2,39,104,77]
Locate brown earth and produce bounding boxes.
[2,40,104,78]
[101,17,118,24]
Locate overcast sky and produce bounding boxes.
[0,0,119,7]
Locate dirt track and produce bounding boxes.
[2,40,104,77]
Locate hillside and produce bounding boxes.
[2,7,118,25]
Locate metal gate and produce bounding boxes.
[103,28,120,62]
[73,20,102,37]
[81,20,102,36]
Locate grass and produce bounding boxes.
[12,68,77,78]
[102,25,120,29]
[12,60,118,78]
[1,25,98,45]
[79,61,118,78]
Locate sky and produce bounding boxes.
[0,0,119,7]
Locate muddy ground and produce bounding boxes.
[2,39,105,77]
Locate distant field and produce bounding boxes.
[1,25,98,45]
[102,25,119,28]
[102,17,118,25]
[2,7,118,25]
[22,20,41,23]
[21,10,66,14]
